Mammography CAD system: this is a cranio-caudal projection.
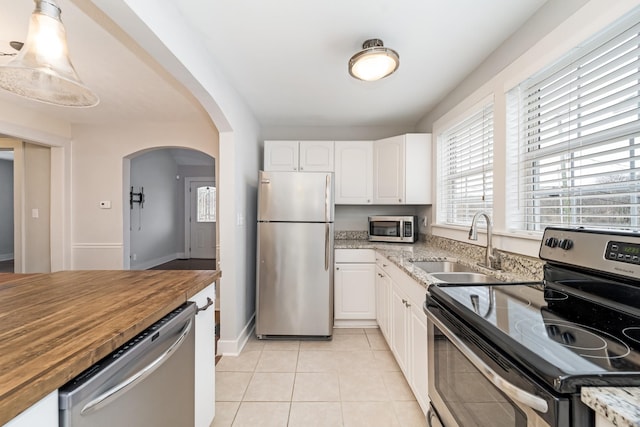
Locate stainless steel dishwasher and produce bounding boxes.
[59,301,196,427]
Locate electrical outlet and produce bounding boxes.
[132,253,137,261]
[99,201,111,209]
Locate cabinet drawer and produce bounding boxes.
[335,249,376,263]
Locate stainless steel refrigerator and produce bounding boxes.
[256,170,334,339]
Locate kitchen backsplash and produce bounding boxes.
[334,230,544,280]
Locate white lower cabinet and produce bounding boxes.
[375,262,391,340]
[4,391,58,427]
[376,253,430,415]
[334,249,376,326]
[409,301,429,412]
[191,283,216,427]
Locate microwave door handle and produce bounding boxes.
[428,313,549,414]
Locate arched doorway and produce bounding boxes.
[123,147,216,270]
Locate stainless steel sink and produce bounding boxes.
[430,272,502,283]
[412,260,476,273]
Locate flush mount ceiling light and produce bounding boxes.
[0,0,99,107]
[348,38,399,82]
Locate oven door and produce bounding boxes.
[426,303,570,427]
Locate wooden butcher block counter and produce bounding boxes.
[0,269,220,425]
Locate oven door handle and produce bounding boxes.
[429,312,549,414]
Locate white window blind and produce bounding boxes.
[507,11,640,232]
[437,103,494,226]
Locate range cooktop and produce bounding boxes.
[429,227,640,393]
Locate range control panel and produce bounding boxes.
[539,227,640,280]
[606,241,640,265]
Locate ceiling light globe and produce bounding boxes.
[349,39,399,82]
[0,0,99,107]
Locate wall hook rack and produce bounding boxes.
[130,186,145,209]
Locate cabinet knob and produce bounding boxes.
[383,264,388,267]
[300,167,304,170]
[402,299,407,304]
[336,267,340,270]
[367,199,371,203]
[293,167,297,171]
[398,198,402,202]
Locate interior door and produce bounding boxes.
[189,181,215,259]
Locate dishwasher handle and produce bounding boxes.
[80,318,194,415]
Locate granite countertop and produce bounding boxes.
[0,269,220,425]
[582,387,640,427]
[334,239,538,287]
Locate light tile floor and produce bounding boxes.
[213,328,428,427]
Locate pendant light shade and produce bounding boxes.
[0,0,99,107]
[349,39,399,82]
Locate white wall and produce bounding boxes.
[23,143,51,273]
[262,125,414,141]
[0,159,13,260]
[71,120,218,269]
[129,149,180,269]
[416,0,640,257]
[88,0,261,355]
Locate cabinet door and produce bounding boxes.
[299,140,334,172]
[404,134,432,204]
[334,263,376,320]
[264,140,299,171]
[373,136,405,204]
[335,140,373,204]
[409,303,429,414]
[4,391,58,427]
[390,285,409,374]
[375,264,391,339]
[191,284,216,427]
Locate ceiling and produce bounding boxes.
[0,0,548,130]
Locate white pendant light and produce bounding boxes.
[349,39,399,82]
[0,0,99,107]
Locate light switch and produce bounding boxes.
[31,208,39,218]
[99,201,111,209]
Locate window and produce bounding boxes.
[437,102,494,226]
[507,11,640,232]
[197,186,216,222]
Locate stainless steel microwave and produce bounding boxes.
[368,215,418,243]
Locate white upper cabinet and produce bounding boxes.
[264,140,334,172]
[334,140,373,204]
[373,133,431,205]
[299,140,334,171]
[264,140,299,171]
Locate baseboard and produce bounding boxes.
[217,313,255,356]
[334,319,379,328]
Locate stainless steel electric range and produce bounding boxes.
[425,227,640,427]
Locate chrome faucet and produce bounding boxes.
[468,211,496,269]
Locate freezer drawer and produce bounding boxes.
[257,170,334,222]
[256,222,334,337]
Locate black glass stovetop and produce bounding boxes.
[428,263,640,393]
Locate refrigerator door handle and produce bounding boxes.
[325,224,330,271]
[325,174,330,222]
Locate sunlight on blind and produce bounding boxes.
[437,102,494,226]
[506,10,640,232]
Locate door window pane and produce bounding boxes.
[197,186,216,222]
